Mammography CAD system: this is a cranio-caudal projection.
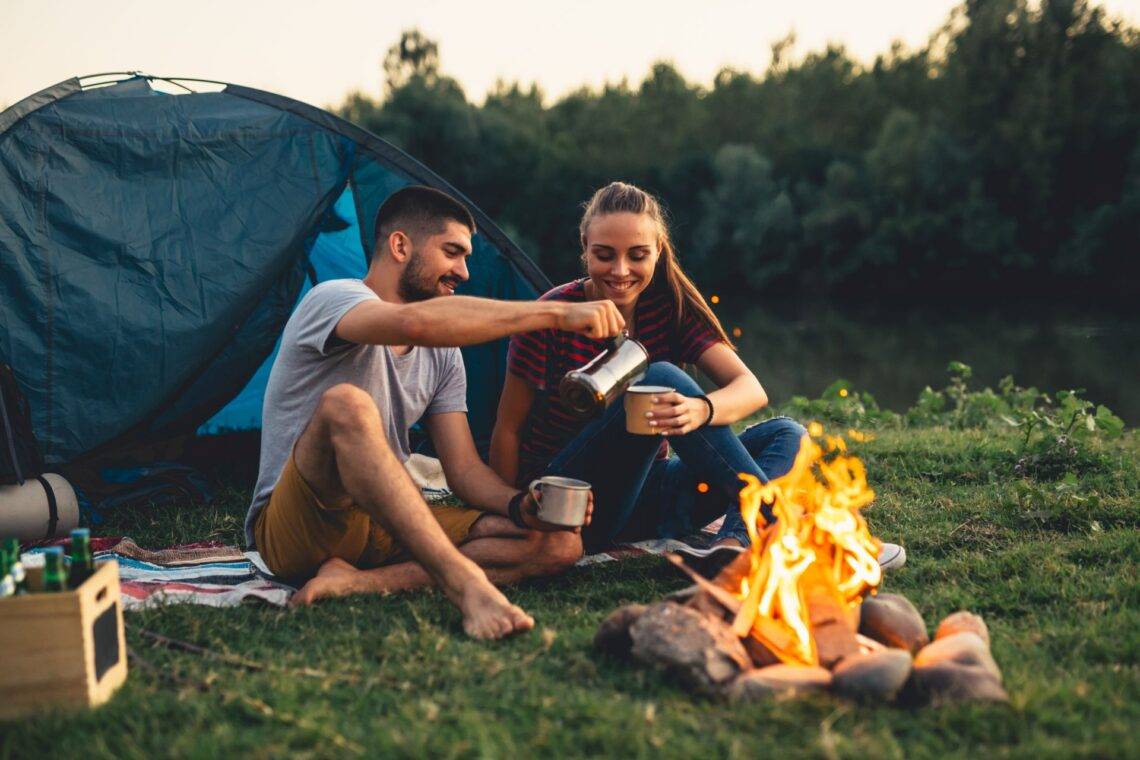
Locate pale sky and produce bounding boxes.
[3,0,1139,111]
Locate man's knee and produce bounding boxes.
[526,530,583,576]
[317,384,382,434]
[643,361,701,394]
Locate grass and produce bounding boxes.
[3,426,1138,758]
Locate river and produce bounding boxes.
[713,300,1140,425]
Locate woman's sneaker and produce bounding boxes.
[878,542,907,571]
[671,543,746,578]
[677,541,906,576]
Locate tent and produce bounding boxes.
[0,74,550,467]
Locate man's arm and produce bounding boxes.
[425,412,589,532]
[336,296,624,347]
[425,412,517,517]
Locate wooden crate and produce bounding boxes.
[0,559,128,719]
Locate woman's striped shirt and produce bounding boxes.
[507,278,720,484]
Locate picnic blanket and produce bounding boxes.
[18,526,718,610]
[15,457,721,609]
[22,537,294,610]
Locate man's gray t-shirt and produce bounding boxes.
[244,279,467,546]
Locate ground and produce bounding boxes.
[3,426,1138,758]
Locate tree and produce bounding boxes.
[383,29,441,93]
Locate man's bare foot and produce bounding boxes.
[291,558,533,640]
[289,557,362,606]
[454,575,534,640]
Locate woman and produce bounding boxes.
[489,181,805,553]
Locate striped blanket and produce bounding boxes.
[22,537,293,610]
[19,523,718,610]
[100,538,294,609]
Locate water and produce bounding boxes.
[714,301,1140,425]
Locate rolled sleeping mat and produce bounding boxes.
[0,473,80,541]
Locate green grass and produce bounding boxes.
[3,427,1138,758]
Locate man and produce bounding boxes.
[245,186,624,639]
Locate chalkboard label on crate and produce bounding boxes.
[93,602,121,681]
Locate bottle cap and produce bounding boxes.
[44,546,64,556]
[71,528,90,539]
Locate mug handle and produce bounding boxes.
[528,479,543,505]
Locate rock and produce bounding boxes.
[629,602,751,696]
[858,593,930,654]
[906,663,1009,706]
[831,649,913,702]
[906,630,1008,706]
[935,611,990,646]
[725,664,832,702]
[914,632,1001,680]
[593,604,647,658]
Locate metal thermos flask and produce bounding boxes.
[558,332,649,417]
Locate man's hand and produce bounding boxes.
[555,301,625,340]
[518,489,595,533]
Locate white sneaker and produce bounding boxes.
[878,542,907,571]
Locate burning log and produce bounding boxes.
[597,428,1006,707]
[802,564,861,669]
[665,556,743,619]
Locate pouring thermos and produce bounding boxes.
[558,332,650,416]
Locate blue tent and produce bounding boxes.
[0,74,550,466]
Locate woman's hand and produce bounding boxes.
[645,392,710,436]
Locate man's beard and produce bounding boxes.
[396,251,439,303]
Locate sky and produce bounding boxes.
[3,0,1140,110]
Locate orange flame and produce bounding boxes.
[731,428,881,665]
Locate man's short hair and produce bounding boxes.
[373,185,476,255]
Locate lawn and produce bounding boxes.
[2,425,1137,758]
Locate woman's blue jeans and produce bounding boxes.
[542,362,805,553]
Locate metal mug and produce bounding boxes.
[558,331,650,417]
[528,476,591,527]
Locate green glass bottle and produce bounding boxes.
[43,546,67,592]
[3,537,28,595]
[0,547,14,598]
[67,528,95,589]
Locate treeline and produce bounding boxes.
[337,0,1140,301]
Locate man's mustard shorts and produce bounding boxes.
[255,452,484,582]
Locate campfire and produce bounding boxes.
[596,426,1009,706]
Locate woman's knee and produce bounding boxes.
[743,416,805,441]
[770,416,807,440]
[642,361,701,394]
